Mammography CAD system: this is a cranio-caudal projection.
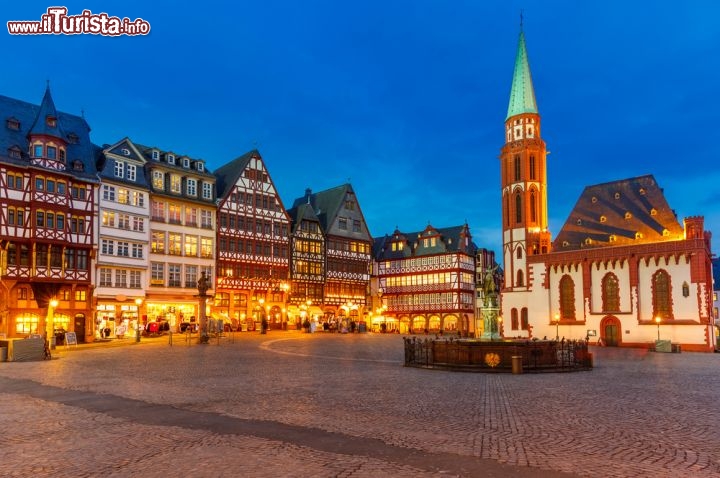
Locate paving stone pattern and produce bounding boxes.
[0,332,719,477]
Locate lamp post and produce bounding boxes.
[655,316,661,341]
[553,313,560,341]
[46,299,58,349]
[135,298,143,343]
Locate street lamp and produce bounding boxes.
[655,316,661,341]
[553,313,560,341]
[47,299,58,349]
[135,298,143,343]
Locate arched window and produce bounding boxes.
[529,191,537,223]
[652,270,672,319]
[602,273,620,312]
[515,194,522,224]
[521,308,529,330]
[516,247,523,259]
[511,308,519,330]
[529,155,536,179]
[516,269,524,287]
[559,275,576,320]
[514,155,521,181]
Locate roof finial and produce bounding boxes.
[520,9,524,29]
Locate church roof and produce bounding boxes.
[553,175,685,251]
[506,29,538,120]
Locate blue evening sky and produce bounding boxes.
[3,1,719,256]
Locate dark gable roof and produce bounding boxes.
[373,223,475,260]
[292,184,350,232]
[0,90,98,180]
[213,149,257,200]
[553,175,684,251]
[287,202,322,234]
[97,138,151,187]
[291,183,372,240]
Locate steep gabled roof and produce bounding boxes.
[553,175,685,251]
[97,137,150,187]
[291,183,372,240]
[213,149,257,200]
[287,202,322,234]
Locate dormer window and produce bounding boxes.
[167,154,175,164]
[614,192,621,199]
[609,235,616,242]
[591,196,597,203]
[635,232,643,240]
[6,117,20,130]
[151,150,159,160]
[73,160,84,171]
[624,212,632,220]
[197,162,204,172]
[639,188,646,195]
[67,132,79,144]
[599,215,607,223]
[8,146,22,159]
[183,158,190,168]
[46,116,57,127]
[650,208,658,216]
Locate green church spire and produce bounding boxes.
[506,29,538,120]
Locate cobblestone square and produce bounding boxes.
[0,332,718,477]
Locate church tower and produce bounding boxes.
[500,26,551,292]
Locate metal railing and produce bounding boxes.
[404,337,592,373]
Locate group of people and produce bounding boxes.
[295,316,361,334]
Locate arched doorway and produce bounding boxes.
[442,315,458,333]
[399,316,410,334]
[600,316,621,346]
[428,315,441,333]
[411,315,426,334]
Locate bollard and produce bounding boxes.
[511,355,523,374]
[168,331,173,347]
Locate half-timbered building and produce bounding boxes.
[291,185,373,326]
[0,87,98,342]
[142,143,216,332]
[499,28,715,351]
[373,224,476,335]
[287,196,326,326]
[94,138,151,339]
[214,150,291,331]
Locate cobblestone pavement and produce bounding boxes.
[0,332,719,477]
